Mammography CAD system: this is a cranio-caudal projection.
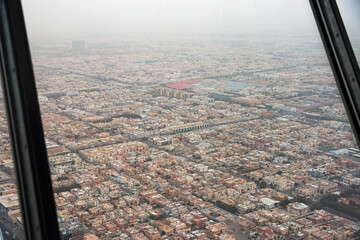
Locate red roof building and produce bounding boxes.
[166,79,200,90]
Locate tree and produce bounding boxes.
[341,190,352,198]
[259,181,267,189]
[150,213,166,220]
[327,194,339,201]
[311,203,322,211]
[215,201,238,214]
[54,183,81,193]
[280,199,290,207]
[57,176,69,181]
[296,196,311,205]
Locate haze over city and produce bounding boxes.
[22,0,322,41]
[0,0,359,239]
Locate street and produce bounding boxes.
[0,217,24,240]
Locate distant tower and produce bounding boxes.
[72,40,85,53]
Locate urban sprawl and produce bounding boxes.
[1,36,360,240]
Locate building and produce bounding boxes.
[287,202,310,216]
[260,198,280,209]
[155,87,192,100]
[47,144,66,156]
[0,194,20,217]
[341,174,360,186]
[148,136,173,146]
[169,122,211,133]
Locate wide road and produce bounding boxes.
[0,218,24,240]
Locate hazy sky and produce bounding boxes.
[21,0,358,42]
[338,0,360,42]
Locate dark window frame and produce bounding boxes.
[0,0,358,239]
[0,0,60,239]
[310,0,360,146]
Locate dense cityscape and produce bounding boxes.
[1,35,360,240]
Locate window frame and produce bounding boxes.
[310,0,360,146]
[0,0,60,239]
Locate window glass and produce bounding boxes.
[0,83,25,239]
[337,0,360,68]
[21,0,360,239]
